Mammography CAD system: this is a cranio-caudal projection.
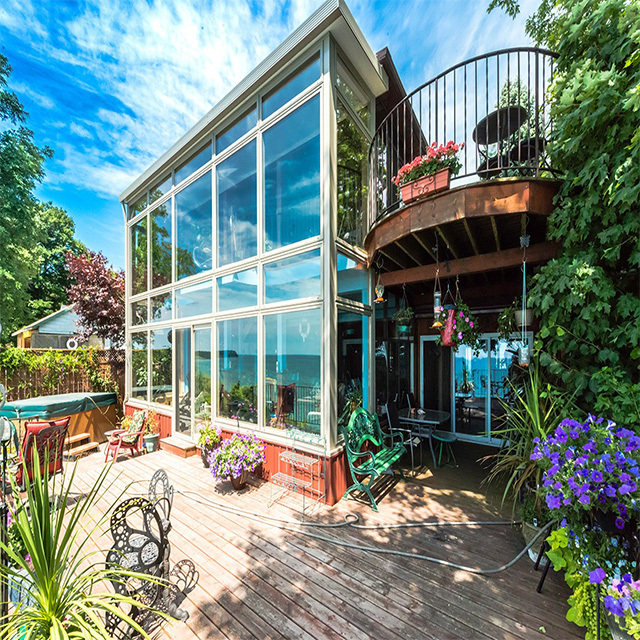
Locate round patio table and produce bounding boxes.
[472,106,528,145]
[398,408,451,469]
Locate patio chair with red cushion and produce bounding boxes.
[105,410,147,463]
[8,417,71,490]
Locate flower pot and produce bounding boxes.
[201,447,211,468]
[143,433,159,453]
[400,168,451,204]
[440,308,457,347]
[522,521,544,563]
[514,309,533,326]
[230,469,249,491]
[607,612,636,640]
[397,324,412,335]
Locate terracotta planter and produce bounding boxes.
[230,469,249,491]
[400,168,451,204]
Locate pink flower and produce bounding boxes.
[465,317,469,322]
[458,332,463,340]
[470,321,474,328]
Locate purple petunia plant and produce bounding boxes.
[588,570,640,635]
[532,415,640,529]
[208,433,266,481]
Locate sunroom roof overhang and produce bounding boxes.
[120,0,388,204]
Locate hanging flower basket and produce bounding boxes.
[392,141,464,205]
[440,308,457,346]
[436,301,483,355]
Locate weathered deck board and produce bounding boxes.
[70,448,581,640]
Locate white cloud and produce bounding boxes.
[9,81,56,109]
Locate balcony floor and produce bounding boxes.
[72,446,580,640]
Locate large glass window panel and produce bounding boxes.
[216,106,257,154]
[150,174,171,204]
[337,253,369,303]
[175,143,212,185]
[131,332,148,400]
[130,216,148,295]
[176,172,212,279]
[175,328,191,435]
[194,327,212,424]
[151,292,172,322]
[262,55,321,119]
[264,96,320,252]
[337,100,369,247]
[151,328,172,406]
[337,311,369,426]
[131,300,148,326]
[454,341,489,437]
[265,308,321,434]
[131,194,148,217]
[217,141,257,267]
[264,249,320,304]
[337,59,372,129]
[218,317,258,425]
[176,280,212,319]
[151,201,172,288]
[217,268,257,312]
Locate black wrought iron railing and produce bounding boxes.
[369,48,559,225]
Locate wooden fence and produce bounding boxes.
[0,349,125,402]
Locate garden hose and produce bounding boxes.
[175,488,554,576]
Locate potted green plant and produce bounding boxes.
[197,420,222,468]
[497,299,534,344]
[143,410,160,453]
[208,433,266,490]
[392,141,464,204]
[393,306,414,335]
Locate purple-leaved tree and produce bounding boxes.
[66,251,125,348]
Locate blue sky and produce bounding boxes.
[0,0,537,269]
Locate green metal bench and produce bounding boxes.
[340,407,406,511]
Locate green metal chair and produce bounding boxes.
[432,430,457,467]
[340,407,406,511]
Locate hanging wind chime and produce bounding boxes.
[519,230,531,367]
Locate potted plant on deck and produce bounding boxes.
[208,433,266,490]
[142,410,160,453]
[392,140,464,205]
[197,421,222,468]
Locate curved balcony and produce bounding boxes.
[367,48,560,282]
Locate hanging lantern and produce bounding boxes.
[519,344,530,367]
[374,272,385,303]
[432,290,443,328]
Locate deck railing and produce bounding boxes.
[369,47,559,226]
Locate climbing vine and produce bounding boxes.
[520,0,640,428]
[0,346,118,397]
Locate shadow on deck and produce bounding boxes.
[72,444,580,640]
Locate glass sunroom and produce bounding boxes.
[121,0,388,502]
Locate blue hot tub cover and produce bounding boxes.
[0,392,117,420]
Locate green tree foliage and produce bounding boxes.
[26,202,87,325]
[491,0,640,426]
[0,54,52,339]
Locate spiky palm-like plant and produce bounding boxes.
[0,454,166,639]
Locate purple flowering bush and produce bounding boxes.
[532,415,640,529]
[208,433,266,481]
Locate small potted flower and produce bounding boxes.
[393,306,415,335]
[392,140,464,204]
[197,421,222,468]
[208,433,266,490]
[143,411,160,453]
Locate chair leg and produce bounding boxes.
[362,484,379,512]
[428,433,437,468]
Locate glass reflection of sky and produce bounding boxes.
[217,268,258,311]
[264,249,320,303]
[175,280,212,318]
[264,96,320,251]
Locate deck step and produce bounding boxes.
[67,432,90,445]
[160,436,197,458]
[67,441,99,457]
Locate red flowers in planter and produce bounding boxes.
[392,141,464,189]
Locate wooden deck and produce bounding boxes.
[71,445,580,640]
